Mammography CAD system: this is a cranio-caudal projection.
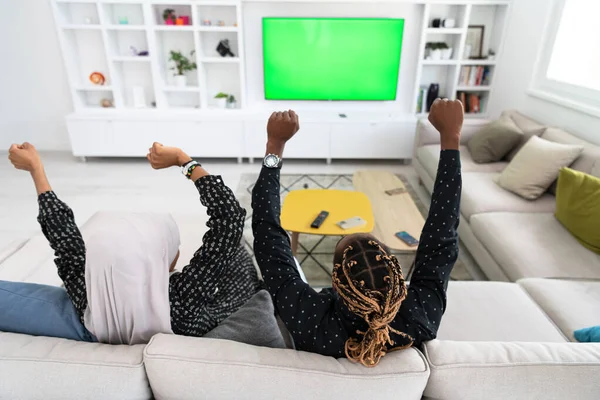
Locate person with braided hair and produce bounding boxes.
[252,100,463,367]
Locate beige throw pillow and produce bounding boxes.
[467,117,523,163]
[505,128,546,161]
[497,136,584,200]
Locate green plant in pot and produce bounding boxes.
[214,92,229,109]
[226,94,237,109]
[169,50,197,87]
[163,9,176,25]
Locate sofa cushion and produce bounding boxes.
[437,282,566,342]
[471,213,600,281]
[501,110,547,132]
[144,334,430,400]
[466,117,523,163]
[416,145,507,179]
[423,340,600,400]
[0,332,150,400]
[518,278,600,342]
[461,173,555,221]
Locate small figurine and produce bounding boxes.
[202,19,212,26]
[217,20,225,27]
[89,72,106,85]
[100,98,113,108]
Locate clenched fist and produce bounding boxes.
[8,142,42,172]
[428,99,463,150]
[147,142,190,170]
[267,110,300,146]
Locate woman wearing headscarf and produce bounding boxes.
[252,100,463,367]
[1,142,260,344]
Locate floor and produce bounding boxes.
[0,152,426,253]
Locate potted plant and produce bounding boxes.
[226,94,237,109]
[169,50,197,87]
[429,42,442,61]
[163,9,176,25]
[439,42,453,60]
[214,92,228,109]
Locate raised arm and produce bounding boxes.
[393,100,463,344]
[146,143,245,327]
[9,143,88,319]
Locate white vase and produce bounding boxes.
[430,49,442,61]
[215,97,227,109]
[442,48,453,60]
[174,75,187,87]
[226,100,237,109]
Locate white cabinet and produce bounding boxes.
[68,120,114,157]
[330,121,415,159]
[195,122,244,158]
[285,123,331,159]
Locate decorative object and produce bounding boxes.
[442,18,456,28]
[426,83,439,111]
[202,19,212,26]
[497,136,584,200]
[132,86,146,108]
[163,9,176,25]
[425,42,450,60]
[169,50,197,87]
[100,98,113,108]
[488,49,496,60]
[226,95,237,109]
[89,72,105,85]
[214,92,228,108]
[181,16,190,25]
[467,117,524,164]
[440,43,453,60]
[118,16,128,25]
[217,20,225,27]
[175,17,184,26]
[84,17,93,25]
[431,18,441,28]
[234,22,238,27]
[130,46,149,56]
[466,25,485,58]
[216,39,235,57]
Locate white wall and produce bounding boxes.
[0,0,73,151]
[243,2,421,114]
[489,0,600,145]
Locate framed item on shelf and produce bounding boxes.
[465,25,485,59]
[89,72,105,85]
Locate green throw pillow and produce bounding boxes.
[555,168,600,254]
[467,117,524,163]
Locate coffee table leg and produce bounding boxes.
[291,232,300,256]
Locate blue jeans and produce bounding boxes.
[0,280,95,342]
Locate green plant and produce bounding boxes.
[227,95,236,103]
[215,92,229,99]
[169,50,197,76]
[437,42,449,49]
[163,9,176,22]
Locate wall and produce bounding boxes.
[243,2,421,114]
[489,0,600,145]
[0,0,73,151]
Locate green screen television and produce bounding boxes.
[263,18,404,101]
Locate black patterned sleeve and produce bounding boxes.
[392,150,462,345]
[37,191,87,319]
[169,175,246,331]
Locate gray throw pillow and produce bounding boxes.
[505,128,546,161]
[467,117,524,163]
[204,290,286,349]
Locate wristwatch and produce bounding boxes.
[181,160,201,179]
[263,153,281,169]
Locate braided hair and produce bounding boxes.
[332,238,413,367]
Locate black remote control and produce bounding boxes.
[311,211,329,229]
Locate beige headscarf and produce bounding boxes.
[83,212,180,345]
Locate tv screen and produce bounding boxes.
[263,18,404,101]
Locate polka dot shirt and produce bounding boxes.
[251,150,462,358]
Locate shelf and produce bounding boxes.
[461,60,497,65]
[425,28,463,34]
[75,86,113,91]
[202,57,240,63]
[61,24,101,30]
[198,26,239,32]
[106,25,147,31]
[457,86,491,91]
[422,60,458,65]
[154,25,194,31]
[163,86,201,92]
[112,56,151,62]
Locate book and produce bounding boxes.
[416,86,428,114]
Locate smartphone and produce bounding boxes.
[396,231,419,246]
[337,217,367,230]
[385,188,407,196]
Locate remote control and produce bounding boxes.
[311,211,329,229]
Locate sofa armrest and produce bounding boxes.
[423,340,600,400]
[413,118,490,158]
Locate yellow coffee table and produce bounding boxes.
[281,189,374,255]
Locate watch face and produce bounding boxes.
[264,154,279,168]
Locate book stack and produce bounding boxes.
[457,91,482,113]
[458,66,490,86]
[416,85,428,114]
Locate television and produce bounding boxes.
[263,18,405,101]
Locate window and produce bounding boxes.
[529,0,600,117]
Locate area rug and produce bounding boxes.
[237,173,472,287]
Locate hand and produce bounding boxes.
[267,110,300,146]
[8,142,43,173]
[147,142,190,169]
[428,99,463,150]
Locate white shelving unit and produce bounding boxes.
[413,1,510,118]
[51,0,246,111]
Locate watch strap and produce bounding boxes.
[182,160,201,179]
